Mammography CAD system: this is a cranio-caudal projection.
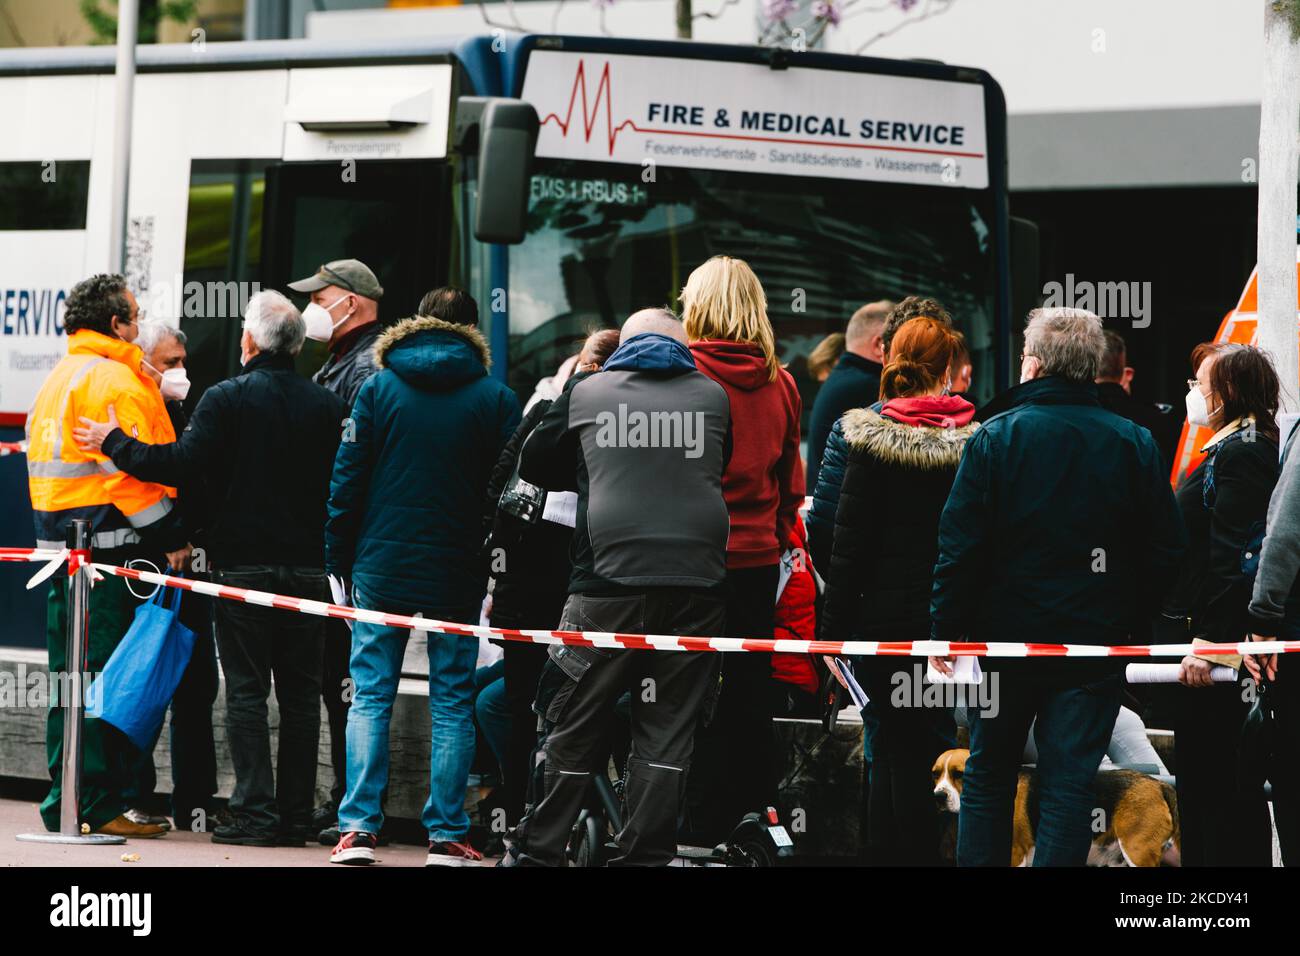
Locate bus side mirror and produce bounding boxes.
[455,96,539,245]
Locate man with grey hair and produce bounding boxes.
[929,307,1185,867]
[804,299,891,491]
[118,318,226,832]
[74,288,349,847]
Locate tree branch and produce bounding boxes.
[476,0,525,32]
[693,0,743,21]
[856,0,957,54]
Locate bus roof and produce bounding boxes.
[0,36,468,77]
[0,33,997,89]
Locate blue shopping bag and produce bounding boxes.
[90,580,197,750]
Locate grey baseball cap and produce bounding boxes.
[288,258,384,300]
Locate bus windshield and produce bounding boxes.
[508,158,998,415]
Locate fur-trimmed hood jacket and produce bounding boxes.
[818,408,978,644]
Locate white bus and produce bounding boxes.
[0,33,1019,645]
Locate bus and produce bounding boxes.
[0,33,1019,646]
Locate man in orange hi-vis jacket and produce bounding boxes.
[26,273,190,839]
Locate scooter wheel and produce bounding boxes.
[573,813,606,867]
[727,834,781,867]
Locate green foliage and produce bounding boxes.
[80,0,200,45]
[1273,0,1300,42]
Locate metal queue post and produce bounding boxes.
[16,519,126,845]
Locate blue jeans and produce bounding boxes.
[338,587,478,842]
[957,673,1120,867]
[474,661,510,777]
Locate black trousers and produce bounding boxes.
[213,565,327,836]
[518,589,724,866]
[500,639,550,826]
[320,617,352,807]
[859,657,957,866]
[686,564,778,841]
[1172,681,1273,867]
[125,584,220,824]
[168,594,219,822]
[1265,624,1300,865]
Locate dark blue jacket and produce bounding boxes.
[325,316,521,616]
[805,351,881,491]
[103,351,348,569]
[807,397,885,575]
[931,376,1186,677]
[806,417,848,576]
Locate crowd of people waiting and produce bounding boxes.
[22,252,1300,867]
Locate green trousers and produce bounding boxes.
[40,563,143,832]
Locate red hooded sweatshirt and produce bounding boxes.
[690,339,805,569]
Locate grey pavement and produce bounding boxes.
[0,797,496,868]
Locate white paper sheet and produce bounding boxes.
[926,655,983,685]
[541,491,578,528]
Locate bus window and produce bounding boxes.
[178,160,269,410]
[508,161,998,420]
[259,159,452,381]
[0,161,90,230]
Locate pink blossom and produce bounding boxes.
[763,0,798,21]
[812,0,842,25]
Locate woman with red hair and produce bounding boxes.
[820,315,978,865]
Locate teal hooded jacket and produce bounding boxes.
[325,315,521,616]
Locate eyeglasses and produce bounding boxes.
[1186,378,1202,391]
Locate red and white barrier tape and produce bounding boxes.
[0,547,61,563]
[91,561,1300,660]
[0,546,93,589]
[0,440,27,457]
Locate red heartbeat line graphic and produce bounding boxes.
[538,58,987,161]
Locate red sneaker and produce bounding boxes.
[330,830,377,865]
[426,840,484,867]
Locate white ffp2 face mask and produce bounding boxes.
[1186,386,1215,428]
[159,368,191,402]
[144,360,192,402]
[302,295,352,342]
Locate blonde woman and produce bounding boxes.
[681,255,805,841]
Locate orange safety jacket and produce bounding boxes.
[26,329,180,551]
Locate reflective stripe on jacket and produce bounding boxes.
[27,329,177,549]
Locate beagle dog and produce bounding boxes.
[931,748,1180,867]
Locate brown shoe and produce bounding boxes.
[95,814,167,838]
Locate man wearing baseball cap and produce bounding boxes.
[289,257,386,845]
[290,258,386,408]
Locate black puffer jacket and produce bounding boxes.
[806,416,848,576]
[483,397,576,628]
[1165,422,1278,644]
[820,407,978,642]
